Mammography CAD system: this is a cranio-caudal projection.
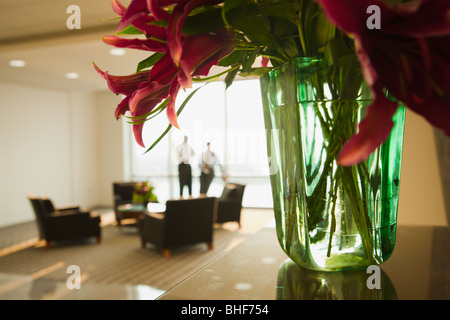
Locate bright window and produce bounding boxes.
[127,79,273,206]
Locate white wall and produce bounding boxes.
[398,109,448,226]
[0,81,124,227]
[68,92,100,208]
[0,82,71,226]
[95,91,127,207]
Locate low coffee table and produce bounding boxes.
[116,203,166,229]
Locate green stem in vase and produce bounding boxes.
[326,168,338,257]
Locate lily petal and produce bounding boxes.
[117,0,149,31]
[111,0,127,16]
[129,81,173,147]
[146,0,173,21]
[102,35,167,52]
[93,62,150,95]
[178,30,236,88]
[166,78,182,129]
[167,5,185,66]
[315,0,389,35]
[385,0,450,37]
[337,94,399,166]
[158,0,224,65]
[317,0,450,165]
[115,95,131,120]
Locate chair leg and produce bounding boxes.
[44,241,52,250]
[162,249,171,258]
[96,237,102,244]
[207,242,214,251]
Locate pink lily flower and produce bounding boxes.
[111,0,167,43]
[98,0,236,148]
[97,29,236,148]
[147,0,223,66]
[128,29,236,146]
[93,62,150,97]
[93,63,151,119]
[316,0,450,165]
[113,0,150,32]
[111,0,167,42]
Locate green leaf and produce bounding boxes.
[224,67,239,89]
[116,25,143,35]
[136,53,164,73]
[192,65,239,83]
[183,3,274,34]
[241,48,259,73]
[126,97,169,124]
[143,84,207,154]
[238,67,271,78]
[312,12,336,49]
[218,50,246,67]
[182,7,225,34]
[223,0,245,15]
[232,15,282,52]
[278,37,300,60]
[257,1,297,23]
[222,0,247,27]
[324,38,353,67]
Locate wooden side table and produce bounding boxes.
[116,203,147,229]
[116,203,166,229]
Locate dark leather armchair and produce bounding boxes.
[113,182,137,227]
[28,195,101,249]
[139,197,217,258]
[216,183,246,228]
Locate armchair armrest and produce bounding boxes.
[43,211,92,231]
[114,195,123,203]
[140,213,165,248]
[51,209,86,217]
[57,205,81,212]
[147,212,164,220]
[46,211,91,221]
[218,199,241,211]
[217,199,242,224]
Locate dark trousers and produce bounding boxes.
[178,163,192,196]
[200,170,214,195]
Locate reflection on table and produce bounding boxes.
[276,259,397,300]
[160,224,450,300]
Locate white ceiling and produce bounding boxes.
[0,0,158,91]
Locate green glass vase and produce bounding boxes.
[260,57,405,271]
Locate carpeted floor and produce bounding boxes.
[0,208,274,294]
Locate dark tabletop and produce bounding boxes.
[159,224,450,300]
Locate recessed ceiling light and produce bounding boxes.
[9,60,26,67]
[109,48,126,56]
[65,72,79,79]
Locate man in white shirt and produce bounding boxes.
[199,142,226,196]
[176,136,195,198]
